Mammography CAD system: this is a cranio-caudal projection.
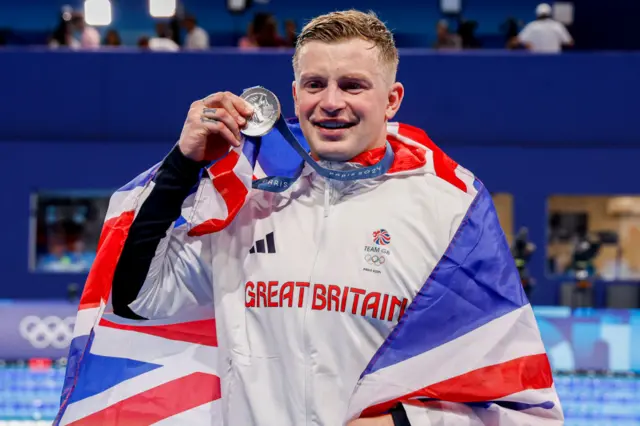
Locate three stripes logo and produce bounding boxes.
[249,232,276,254]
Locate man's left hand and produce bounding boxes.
[348,415,394,426]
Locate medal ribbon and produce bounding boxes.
[251,115,395,193]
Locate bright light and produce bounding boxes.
[84,0,112,26]
[150,0,177,18]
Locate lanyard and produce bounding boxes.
[251,116,394,193]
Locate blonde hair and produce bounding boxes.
[293,10,399,82]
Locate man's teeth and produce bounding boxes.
[317,122,351,129]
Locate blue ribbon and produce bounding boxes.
[251,115,395,193]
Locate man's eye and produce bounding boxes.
[345,82,363,91]
[306,81,322,89]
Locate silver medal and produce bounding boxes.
[240,86,281,137]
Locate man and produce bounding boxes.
[70,12,100,49]
[516,3,574,53]
[62,10,562,426]
[183,15,210,50]
[148,22,180,52]
[432,20,462,50]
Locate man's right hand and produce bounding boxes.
[178,91,255,162]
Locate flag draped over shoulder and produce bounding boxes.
[55,120,562,425]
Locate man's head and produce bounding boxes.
[182,15,197,31]
[536,3,552,19]
[70,13,85,31]
[292,10,404,162]
[436,20,449,38]
[155,22,171,38]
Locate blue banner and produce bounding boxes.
[0,301,78,359]
[534,306,640,373]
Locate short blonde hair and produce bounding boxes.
[293,10,399,82]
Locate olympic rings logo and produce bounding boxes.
[365,254,386,266]
[19,315,75,349]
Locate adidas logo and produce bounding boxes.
[249,232,276,254]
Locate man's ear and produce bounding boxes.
[385,82,404,121]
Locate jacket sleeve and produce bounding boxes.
[111,145,215,320]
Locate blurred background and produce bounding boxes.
[1,0,640,425]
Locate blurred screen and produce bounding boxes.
[29,191,110,273]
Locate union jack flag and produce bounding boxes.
[54,159,224,425]
[56,119,563,425]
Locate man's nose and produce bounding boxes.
[319,86,346,114]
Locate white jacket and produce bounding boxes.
[104,122,562,425]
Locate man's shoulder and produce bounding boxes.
[389,122,477,201]
[194,27,209,38]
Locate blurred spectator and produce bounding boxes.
[515,3,574,53]
[149,22,180,52]
[70,12,101,49]
[433,20,462,50]
[182,15,209,50]
[48,14,79,49]
[238,23,257,49]
[170,14,182,46]
[457,19,482,48]
[103,29,122,46]
[284,20,298,47]
[501,17,525,49]
[36,221,94,273]
[138,36,150,49]
[252,13,288,48]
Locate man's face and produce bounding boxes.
[292,39,404,162]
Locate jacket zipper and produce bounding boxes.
[303,176,335,425]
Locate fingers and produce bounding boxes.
[201,107,241,142]
[200,116,241,147]
[202,91,254,125]
[229,95,254,118]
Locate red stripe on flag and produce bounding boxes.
[397,124,467,192]
[360,353,553,417]
[78,302,101,311]
[79,211,136,308]
[99,318,218,347]
[189,150,249,237]
[66,372,221,426]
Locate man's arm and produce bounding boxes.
[111,145,213,319]
[110,91,253,319]
[557,22,574,46]
[516,24,534,50]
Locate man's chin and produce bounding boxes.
[311,141,358,162]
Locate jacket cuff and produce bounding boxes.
[390,404,410,426]
[160,144,210,188]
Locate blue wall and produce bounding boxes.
[1,50,639,305]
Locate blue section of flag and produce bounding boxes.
[117,163,161,192]
[255,118,309,178]
[418,398,555,412]
[174,215,187,228]
[362,183,528,377]
[55,332,94,425]
[67,346,161,404]
[59,334,91,408]
[468,400,556,411]
[242,135,261,170]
